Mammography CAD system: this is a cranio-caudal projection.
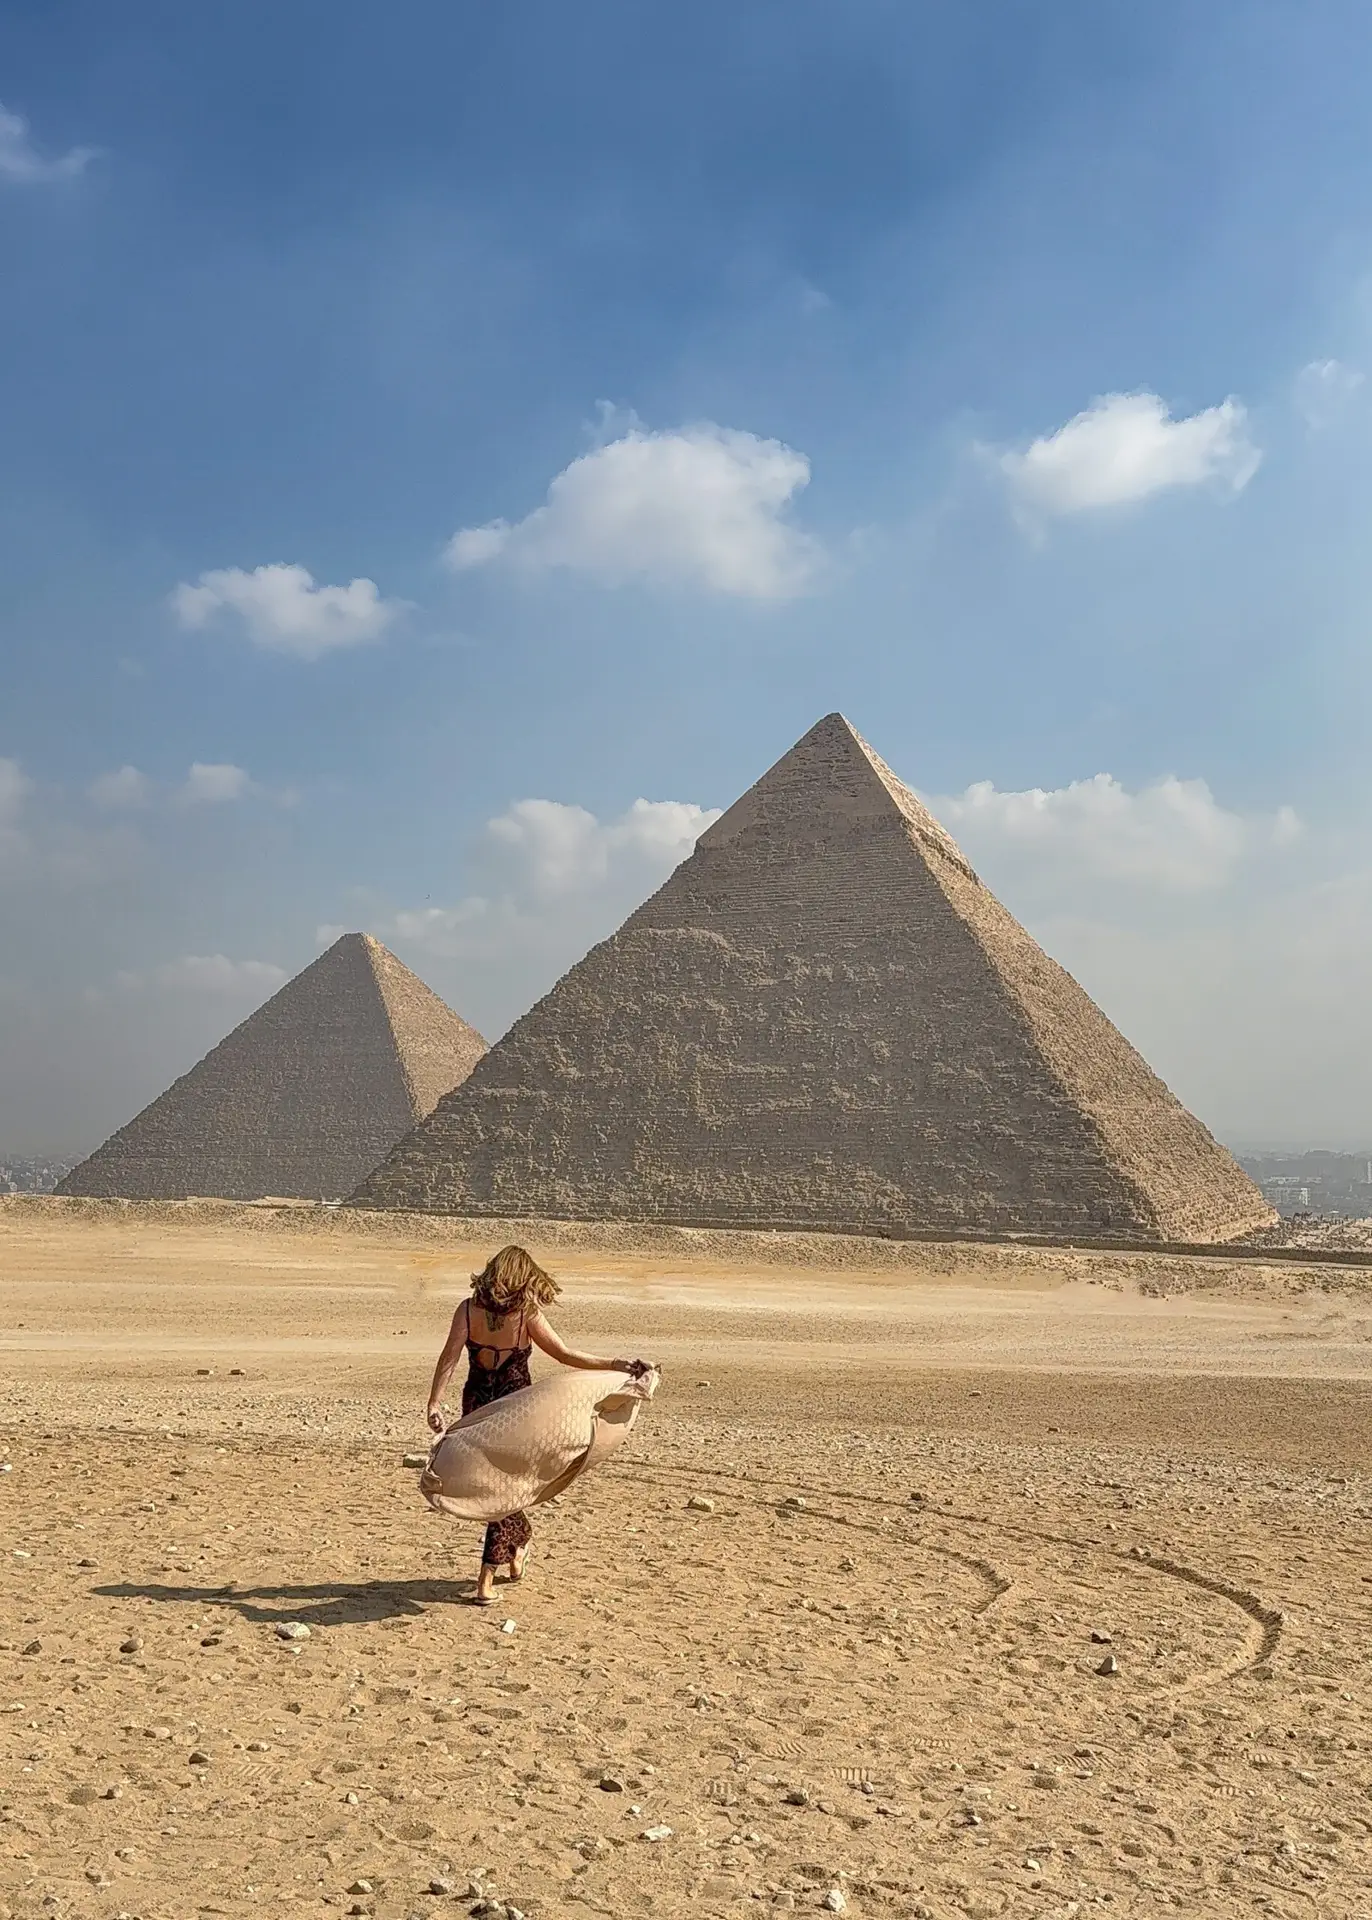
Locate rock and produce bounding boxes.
[119,1637,142,1654]
[695,1380,712,1388]
[348,1881,374,1896]
[229,1367,245,1376]
[822,1892,847,1913]
[196,1367,213,1376]
[500,1619,517,1634]
[686,1496,715,1512]
[1090,1630,1112,1644]
[77,1557,97,1568]
[780,1496,806,1511]
[784,1788,810,1807]
[21,1638,41,1655]
[838,1556,856,1573]
[641,1824,673,1841]
[598,1775,625,1793]
[246,1740,269,1752]
[188,1749,210,1765]
[275,1621,312,1641]
[68,1785,100,1806]
[773,1895,795,1910]
[1096,1654,1120,1676]
[345,1791,360,1805]
[403,1453,429,1469]
[428,1878,455,1896]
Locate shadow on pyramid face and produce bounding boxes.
[90,1577,474,1625]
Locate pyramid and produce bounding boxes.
[348,716,1274,1244]
[58,934,488,1201]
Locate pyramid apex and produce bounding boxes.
[699,712,978,881]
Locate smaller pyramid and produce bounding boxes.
[58,934,487,1201]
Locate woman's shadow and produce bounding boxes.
[91,1575,477,1628]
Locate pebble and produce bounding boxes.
[784,1789,810,1806]
[275,1621,312,1641]
[1091,1630,1112,1644]
[822,1892,847,1913]
[348,1880,374,1896]
[1096,1653,1120,1676]
[229,1367,245,1376]
[781,1496,806,1511]
[642,1824,673,1841]
[500,1619,517,1635]
[686,1496,715,1512]
[345,1792,360,1805]
[188,1749,210,1766]
[427,1877,455,1896]
[21,1639,41,1656]
[402,1453,429,1469]
[598,1775,625,1793]
[773,1895,795,1910]
[119,1638,142,1654]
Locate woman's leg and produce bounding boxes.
[481,1511,532,1587]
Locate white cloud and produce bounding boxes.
[932,773,1297,893]
[154,956,287,995]
[998,391,1260,519]
[180,762,250,805]
[111,956,288,997]
[382,795,720,1032]
[0,757,30,821]
[89,765,151,810]
[170,563,403,659]
[0,757,31,861]
[446,423,817,598]
[0,103,95,185]
[1294,357,1365,430]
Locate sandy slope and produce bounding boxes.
[2,1198,1372,1920]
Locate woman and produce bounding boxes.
[426,1245,640,1606]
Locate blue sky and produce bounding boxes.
[3,0,1372,1154]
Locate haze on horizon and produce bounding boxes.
[2,2,1371,1159]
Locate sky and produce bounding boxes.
[3,0,1372,1157]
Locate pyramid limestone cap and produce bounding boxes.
[699,711,978,881]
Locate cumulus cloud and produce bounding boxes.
[372,793,719,1033]
[931,773,1298,893]
[170,563,403,659]
[109,956,288,998]
[180,763,251,805]
[89,765,151,811]
[0,103,95,185]
[0,757,31,861]
[998,391,1260,519]
[446,423,817,598]
[1294,357,1365,430]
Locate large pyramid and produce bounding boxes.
[349,716,1274,1244]
[59,934,487,1201]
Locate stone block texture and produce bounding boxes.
[349,715,1274,1244]
[58,934,487,1201]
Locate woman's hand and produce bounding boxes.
[612,1357,653,1378]
[426,1404,446,1434]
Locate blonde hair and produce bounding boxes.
[470,1245,560,1327]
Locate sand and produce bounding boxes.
[3,1197,1372,1919]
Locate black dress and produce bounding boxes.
[461,1334,535,1568]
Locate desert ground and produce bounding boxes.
[3,1197,1372,1920]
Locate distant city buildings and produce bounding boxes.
[0,1157,77,1194]
[1239,1152,1372,1220]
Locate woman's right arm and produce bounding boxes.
[528,1311,634,1372]
[426,1299,469,1431]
